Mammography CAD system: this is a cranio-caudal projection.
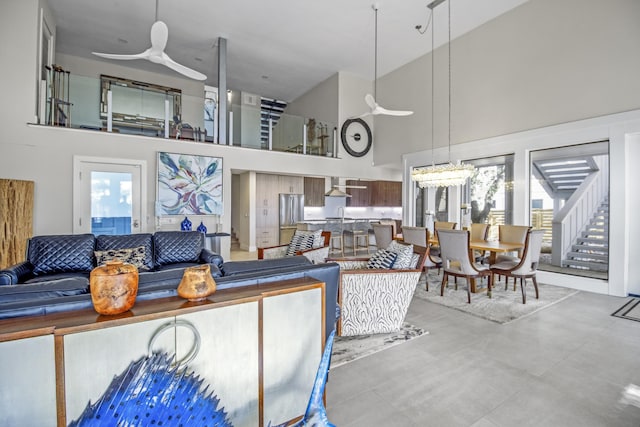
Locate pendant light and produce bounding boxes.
[411,0,474,188]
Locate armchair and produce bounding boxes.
[329,244,428,336]
[258,231,331,264]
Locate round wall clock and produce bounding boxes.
[340,118,372,157]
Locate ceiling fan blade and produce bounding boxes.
[364,94,377,110]
[160,53,207,81]
[149,21,169,53]
[92,50,150,61]
[373,105,414,116]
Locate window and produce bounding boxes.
[462,154,514,239]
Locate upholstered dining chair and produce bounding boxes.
[437,229,492,303]
[490,229,545,304]
[435,221,457,231]
[402,225,442,291]
[497,225,531,260]
[372,223,394,250]
[470,223,490,241]
[469,223,490,263]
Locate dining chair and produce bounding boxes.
[490,229,545,303]
[435,221,457,230]
[437,229,492,303]
[372,223,394,250]
[470,223,489,241]
[399,226,437,290]
[470,223,490,263]
[495,224,531,285]
[497,225,531,260]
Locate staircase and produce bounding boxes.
[230,229,241,251]
[561,197,609,271]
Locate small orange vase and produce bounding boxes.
[90,260,139,315]
[177,264,216,301]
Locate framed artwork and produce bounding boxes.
[157,152,223,215]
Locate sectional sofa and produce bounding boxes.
[0,231,340,336]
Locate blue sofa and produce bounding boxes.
[0,232,340,336]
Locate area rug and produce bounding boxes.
[413,274,579,324]
[330,323,427,369]
[612,298,640,322]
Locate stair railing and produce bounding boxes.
[551,156,609,265]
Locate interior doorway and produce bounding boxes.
[73,157,147,235]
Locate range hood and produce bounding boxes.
[325,177,352,197]
[325,188,352,197]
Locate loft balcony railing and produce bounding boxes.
[37,72,338,158]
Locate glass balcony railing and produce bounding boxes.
[38,72,338,158]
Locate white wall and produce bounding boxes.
[286,73,339,126]
[375,0,640,169]
[625,133,640,296]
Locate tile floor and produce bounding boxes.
[230,249,640,426]
[326,285,640,426]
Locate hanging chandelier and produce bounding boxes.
[410,0,474,188]
[412,162,474,188]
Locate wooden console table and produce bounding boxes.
[0,278,326,427]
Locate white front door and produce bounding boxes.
[73,157,147,235]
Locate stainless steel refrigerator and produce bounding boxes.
[279,193,304,244]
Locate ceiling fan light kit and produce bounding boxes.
[411,0,474,188]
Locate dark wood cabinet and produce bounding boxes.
[346,180,401,207]
[304,177,325,207]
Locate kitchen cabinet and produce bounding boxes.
[304,177,325,207]
[256,174,304,247]
[0,335,57,426]
[346,180,401,207]
[371,180,402,206]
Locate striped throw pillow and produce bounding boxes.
[367,249,397,269]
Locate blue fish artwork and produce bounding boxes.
[269,330,337,427]
[68,352,233,427]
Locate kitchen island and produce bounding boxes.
[297,218,401,255]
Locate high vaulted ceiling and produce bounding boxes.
[50,0,528,102]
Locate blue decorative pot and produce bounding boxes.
[197,221,207,234]
[180,217,192,231]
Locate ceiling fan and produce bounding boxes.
[92,1,207,81]
[358,5,413,118]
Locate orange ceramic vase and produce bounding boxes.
[177,264,216,301]
[90,260,139,315]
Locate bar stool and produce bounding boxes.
[343,219,370,255]
[326,220,344,256]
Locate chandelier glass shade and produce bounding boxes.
[411,162,474,188]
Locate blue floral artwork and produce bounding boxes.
[158,152,223,215]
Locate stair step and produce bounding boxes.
[571,244,609,254]
[582,230,607,238]
[576,237,608,245]
[566,251,609,262]
[561,259,609,271]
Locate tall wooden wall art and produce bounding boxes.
[0,179,34,269]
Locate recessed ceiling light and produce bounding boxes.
[117,38,128,44]
[194,57,203,62]
[261,75,269,80]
